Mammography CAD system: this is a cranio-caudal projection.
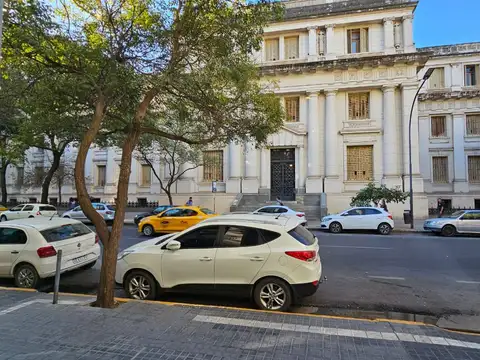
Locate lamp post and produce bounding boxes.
[0,0,4,59]
[408,67,435,229]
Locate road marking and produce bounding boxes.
[193,315,480,349]
[368,276,406,281]
[0,299,83,316]
[321,245,393,250]
[456,280,480,285]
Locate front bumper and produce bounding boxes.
[423,225,442,232]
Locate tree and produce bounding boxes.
[350,182,409,207]
[135,135,203,205]
[4,0,284,308]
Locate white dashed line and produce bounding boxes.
[193,315,480,350]
[456,280,480,285]
[321,245,393,250]
[0,299,83,316]
[368,276,406,281]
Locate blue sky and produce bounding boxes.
[414,0,480,47]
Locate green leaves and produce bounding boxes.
[350,182,409,207]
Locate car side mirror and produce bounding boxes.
[166,240,181,251]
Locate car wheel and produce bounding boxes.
[14,264,39,289]
[254,277,292,312]
[142,225,154,236]
[377,223,392,235]
[81,261,96,270]
[329,222,343,234]
[63,215,70,218]
[124,270,157,300]
[28,216,34,218]
[441,225,456,237]
[0,215,7,222]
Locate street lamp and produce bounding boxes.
[408,67,435,229]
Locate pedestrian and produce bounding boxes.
[380,199,388,212]
[185,197,193,206]
[276,197,284,206]
[437,198,444,218]
[68,198,74,210]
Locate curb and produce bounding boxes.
[307,227,426,233]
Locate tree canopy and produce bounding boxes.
[350,182,409,207]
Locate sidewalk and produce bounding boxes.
[0,289,479,360]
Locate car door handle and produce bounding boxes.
[250,256,264,262]
[199,257,212,262]
[161,221,169,224]
[11,251,19,254]
[180,220,188,224]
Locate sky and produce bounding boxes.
[414,0,480,47]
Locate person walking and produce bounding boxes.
[185,197,193,206]
[276,197,284,206]
[437,198,444,218]
[380,199,388,212]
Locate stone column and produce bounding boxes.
[382,85,400,186]
[306,91,322,193]
[298,145,306,194]
[453,112,469,192]
[307,26,318,61]
[259,148,269,195]
[324,90,341,193]
[325,24,335,59]
[104,148,117,195]
[279,35,285,61]
[402,15,415,52]
[383,18,395,54]
[401,83,423,192]
[243,142,259,194]
[177,161,196,193]
[226,142,242,193]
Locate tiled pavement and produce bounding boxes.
[0,290,479,360]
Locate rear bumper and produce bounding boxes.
[292,280,321,298]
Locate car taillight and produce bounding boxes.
[285,250,316,262]
[37,246,57,258]
[388,214,393,220]
[95,235,99,244]
[106,211,113,215]
[296,213,305,217]
[36,211,41,216]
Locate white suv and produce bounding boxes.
[0,204,57,222]
[0,217,101,288]
[116,214,322,311]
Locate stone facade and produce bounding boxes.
[418,43,480,210]
[7,0,478,217]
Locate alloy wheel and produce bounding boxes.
[330,222,342,233]
[378,223,391,235]
[259,283,286,310]
[143,226,153,236]
[17,268,35,288]
[128,275,151,300]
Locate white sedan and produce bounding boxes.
[0,204,58,222]
[116,214,322,311]
[320,207,394,235]
[0,217,101,288]
[251,205,307,226]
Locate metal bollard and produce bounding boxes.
[53,249,62,304]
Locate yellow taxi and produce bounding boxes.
[138,206,218,236]
[0,204,7,212]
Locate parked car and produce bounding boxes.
[0,204,58,222]
[320,207,394,235]
[138,206,217,236]
[62,203,115,224]
[423,210,480,237]
[117,213,322,311]
[0,217,101,288]
[133,205,177,225]
[0,205,7,212]
[252,205,307,226]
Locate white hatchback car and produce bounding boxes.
[116,214,322,311]
[252,205,307,226]
[321,207,394,235]
[0,204,58,222]
[0,218,101,288]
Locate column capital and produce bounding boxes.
[400,82,418,90]
[325,89,338,96]
[452,112,465,117]
[382,84,396,92]
[307,26,318,31]
[402,14,414,21]
[325,24,335,29]
[383,17,395,24]
[306,90,319,97]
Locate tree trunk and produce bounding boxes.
[164,184,173,205]
[41,151,61,204]
[0,160,7,205]
[58,178,62,205]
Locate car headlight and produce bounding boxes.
[117,250,134,261]
[322,217,332,222]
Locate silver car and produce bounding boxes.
[62,203,116,224]
[423,210,480,237]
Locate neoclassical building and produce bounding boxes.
[6,0,479,217]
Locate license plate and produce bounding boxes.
[72,255,89,264]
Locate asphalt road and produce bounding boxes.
[2,225,480,319]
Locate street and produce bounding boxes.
[2,225,480,318]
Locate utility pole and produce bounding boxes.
[0,0,4,59]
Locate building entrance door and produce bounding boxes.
[270,148,295,201]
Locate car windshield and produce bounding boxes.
[201,208,215,215]
[106,205,115,211]
[288,225,316,246]
[41,223,92,242]
[448,210,465,218]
